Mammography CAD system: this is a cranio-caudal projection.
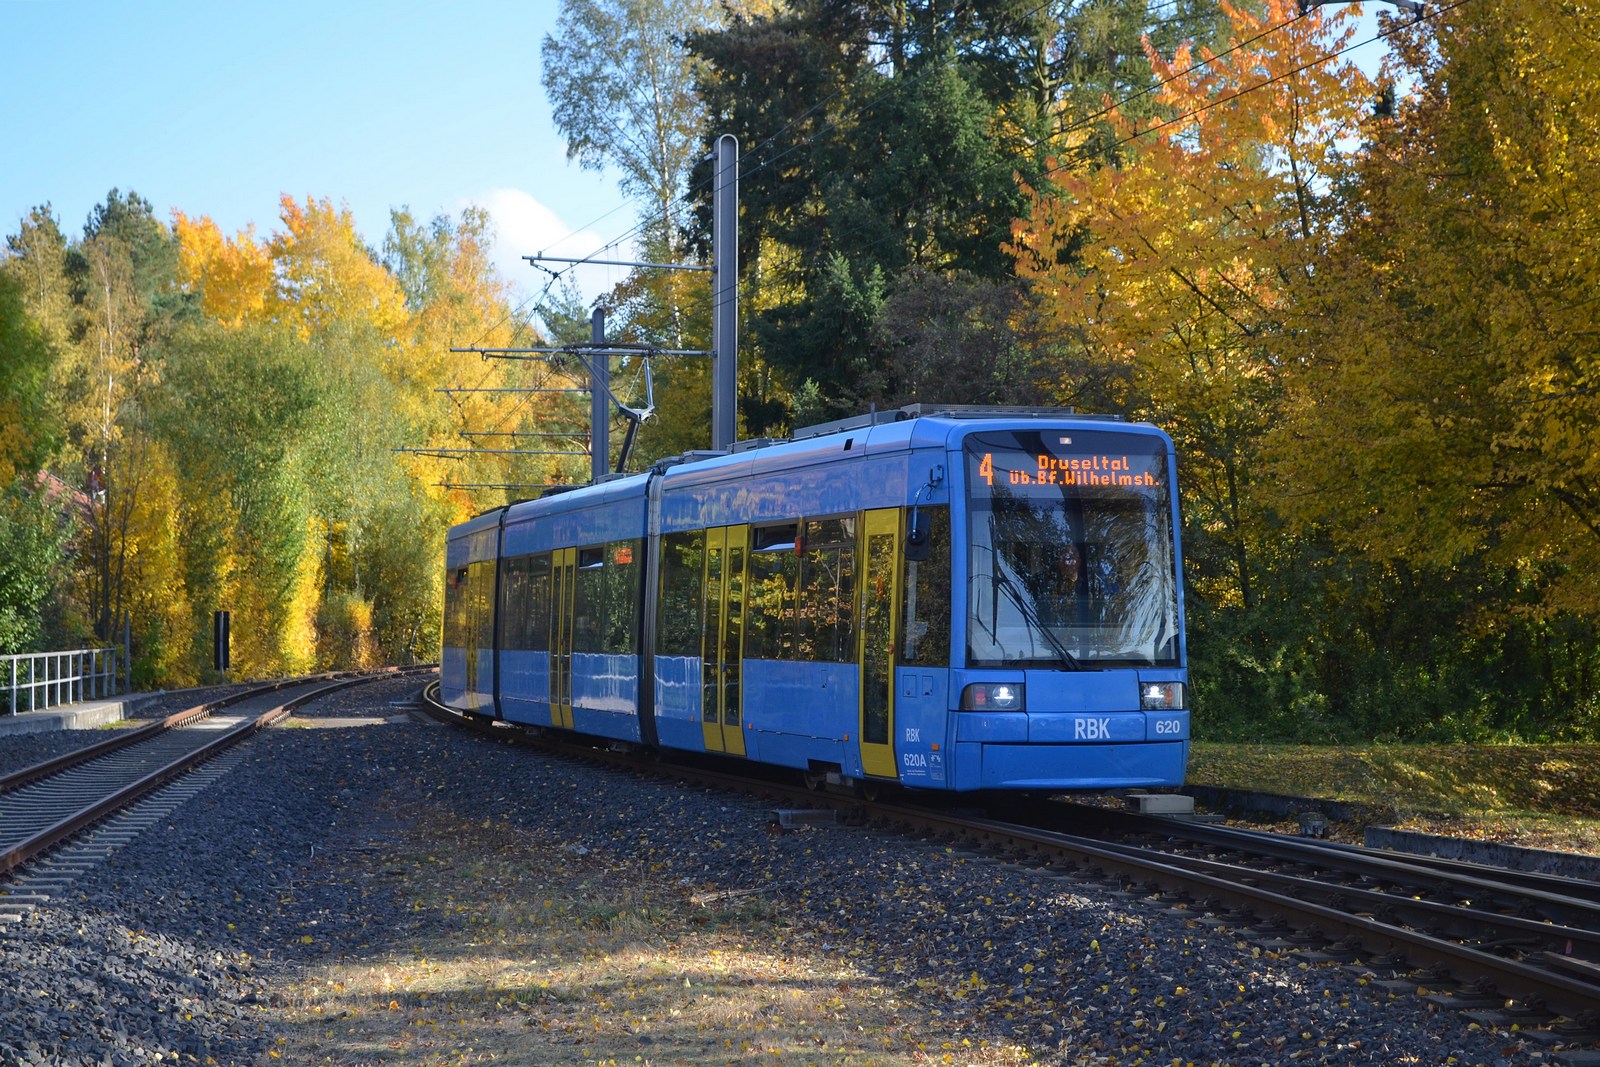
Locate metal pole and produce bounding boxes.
[712,133,739,453]
[591,307,609,482]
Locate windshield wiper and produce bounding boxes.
[993,568,1081,671]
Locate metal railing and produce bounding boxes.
[4,648,120,716]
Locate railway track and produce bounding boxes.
[420,683,1600,1048]
[0,669,430,921]
[948,803,1600,1033]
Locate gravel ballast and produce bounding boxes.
[0,677,1585,1065]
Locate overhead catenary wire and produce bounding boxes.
[398,447,589,457]
[461,430,588,439]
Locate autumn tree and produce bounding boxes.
[1263,0,1600,739]
[0,271,59,486]
[57,191,192,648]
[0,270,72,654]
[3,207,73,348]
[1275,0,1600,612]
[1012,0,1373,615]
[114,436,193,684]
[169,197,565,670]
[675,0,1231,428]
[383,205,588,505]
[172,199,423,671]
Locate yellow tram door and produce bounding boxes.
[858,509,901,780]
[700,525,749,756]
[550,546,576,729]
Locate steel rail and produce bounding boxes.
[0,669,430,878]
[1292,830,1600,903]
[1075,829,1600,962]
[1072,805,1600,928]
[1075,806,1600,908]
[0,672,374,794]
[902,807,1600,1021]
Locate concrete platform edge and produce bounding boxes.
[0,693,166,736]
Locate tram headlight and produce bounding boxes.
[1140,682,1186,710]
[960,683,1025,711]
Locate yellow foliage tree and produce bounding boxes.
[1270,0,1600,613]
[267,195,410,345]
[119,438,195,685]
[1010,0,1373,608]
[171,213,272,326]
[162,196,581,674]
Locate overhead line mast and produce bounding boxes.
[710,133,739,455]
[429,134,740,492]
[521,133,741,459]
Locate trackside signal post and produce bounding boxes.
[212,610,230,675]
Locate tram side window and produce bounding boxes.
[796,517,856,663]
[526,554,552,651]
[745,524,799,660]
[901,507,951,665]
[445,567,467,648]
[461,562,476,649]
[602,540,641,654]
[498,554,552,651]
[498,555,529,650]
[571,541,643,656]
[657,532,704,657]
[467,560,496,650]
[573,547,606,653]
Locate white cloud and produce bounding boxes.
[471,188,636,307]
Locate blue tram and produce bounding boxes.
[441,405,1189,792]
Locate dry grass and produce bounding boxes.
[271,816,1040,1066]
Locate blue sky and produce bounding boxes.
[0,0,638,301]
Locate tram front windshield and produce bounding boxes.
[965,430,1180,669]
